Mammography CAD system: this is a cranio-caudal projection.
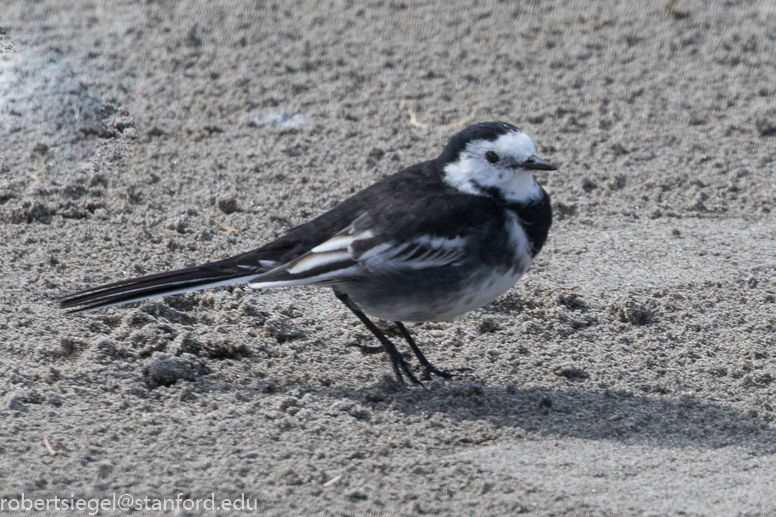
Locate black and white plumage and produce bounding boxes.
[61,121,557,385]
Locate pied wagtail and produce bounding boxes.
[61,121,557,385]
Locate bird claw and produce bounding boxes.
[421,365,472,381]
[393,354,423,387]
[348,345,470,386]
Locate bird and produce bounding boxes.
[61,121,557,386]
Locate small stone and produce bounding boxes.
[6,396,28,412]
[278,396,298,411]
[611,297,655,325]
[142,353,209,389]
[32,142,49,155]
[553,201,577,220]
[4,390,45,412]
[755,117,776,137]
[557,293,587,311]
[477,318,501,334]
[11,201,55,224]
[218,197,238,214]
[554,365,590,380]
[347,490,368,501]
[265,316,305,342]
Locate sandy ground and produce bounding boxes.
[1,0,776,515]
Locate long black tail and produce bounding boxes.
[60,251,272,313]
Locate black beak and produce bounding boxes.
[521,156,558,171]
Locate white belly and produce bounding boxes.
[424,267,529,322]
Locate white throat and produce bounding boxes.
[444,167,542,203]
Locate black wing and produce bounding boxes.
[246,190,507,288]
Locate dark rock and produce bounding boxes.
[218,197,238,214]
[477,318,501,333]
[611,297,655,325]
[557,293,588,311]
[265,316,305,342]
[32,143,49,155]
[553,202,577,221]
[11,201,55,224]
[582,178,597,192]
[555,366,590,380]
[142,353,209,389]
[756,117,776,137]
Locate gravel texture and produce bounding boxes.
[1,1,775,515]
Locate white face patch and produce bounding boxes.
[443,130,544,203]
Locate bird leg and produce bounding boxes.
[393,321,470,380]
[333,290,422,386]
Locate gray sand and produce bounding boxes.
[1,0,775,515]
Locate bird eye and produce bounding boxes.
[485,151,500,163]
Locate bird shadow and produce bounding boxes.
[326,380,776,453]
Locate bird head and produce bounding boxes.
[439,121,557,203]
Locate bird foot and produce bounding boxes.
[421,365,473,381]
[348,344,422,386]
[391,352,423,387]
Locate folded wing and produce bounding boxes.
[248,213,468,289]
